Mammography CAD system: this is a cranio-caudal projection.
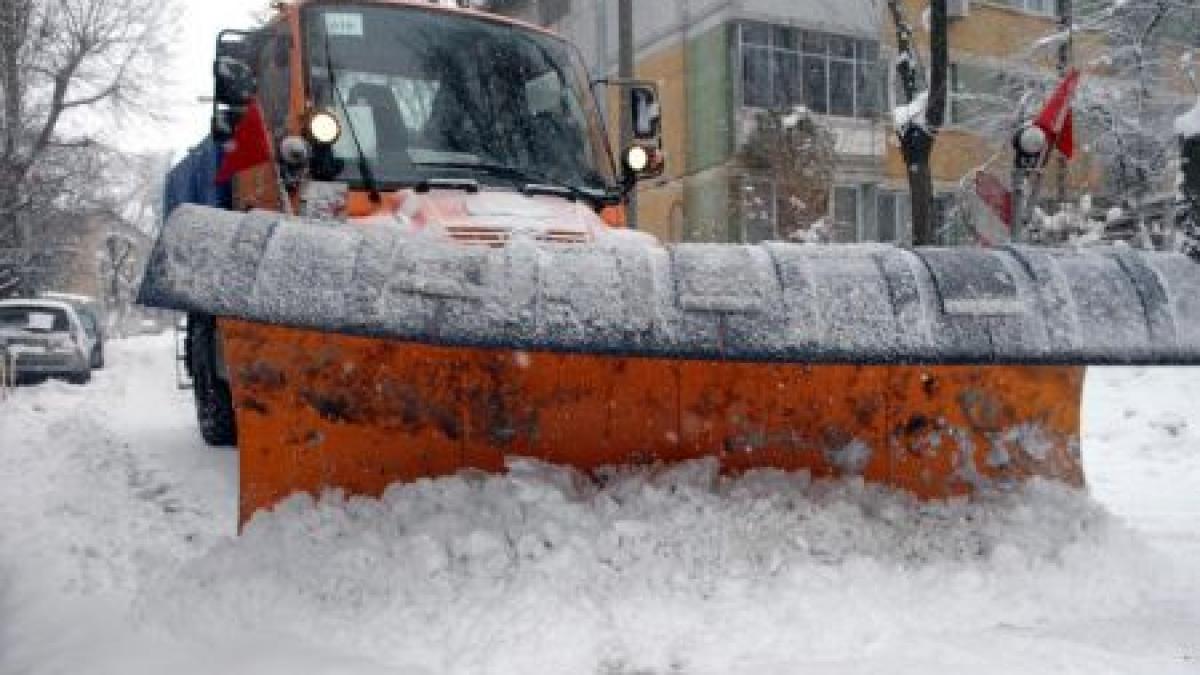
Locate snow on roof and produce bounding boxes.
[0,298,79,314]
[41,291,99,305]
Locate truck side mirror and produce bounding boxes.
[630,85,661,141]
[214,56,256,106]
[212,29,260,107]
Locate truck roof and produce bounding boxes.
[285,0,563,42]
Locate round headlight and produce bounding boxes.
[624,145,650,173]
[308,111,342,145]
[1017,125,1047,156]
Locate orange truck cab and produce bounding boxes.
[214,0,660,229]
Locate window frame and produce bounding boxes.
[738,174,779,243]
[737,22,880,120]
[875,190,911,244]
[982,0,1056,17]
[831,184,861,243]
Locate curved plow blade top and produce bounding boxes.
[139,205,1200,366]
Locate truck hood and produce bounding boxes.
[348,188,653,247]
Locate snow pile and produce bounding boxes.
[140,459,1195,674]
[3,337,1200,674]
[893,90,929,132]
[0,337,238,674]
[1083,367,1200,558]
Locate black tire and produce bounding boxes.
[187,313,237,447]
[90,345,104,370]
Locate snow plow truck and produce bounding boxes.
[141,0,1200,526]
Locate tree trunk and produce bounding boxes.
[1182,134,1200,258]
[901,123,937,244]
[892,0,948,246]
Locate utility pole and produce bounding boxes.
[1055,0,1073,208]
[618,0,637,229]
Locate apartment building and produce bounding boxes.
[489,0,1196,244]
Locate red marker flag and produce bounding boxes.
[1034,68,1081,160]
[216,99,273,184]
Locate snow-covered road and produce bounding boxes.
[1,336,1197,674]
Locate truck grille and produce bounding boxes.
[537,230,590,244]
[446,226,589,247]
[446,226,511,247]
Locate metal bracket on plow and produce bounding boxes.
[138,205,1200,366]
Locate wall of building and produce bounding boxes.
[499,0,1184,245]
[739,0,877,38]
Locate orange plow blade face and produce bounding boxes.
[224,320,1084,525]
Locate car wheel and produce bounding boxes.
[91,346,104,370]
[188,313,237,447]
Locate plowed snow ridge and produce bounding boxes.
[1,336,1197,674]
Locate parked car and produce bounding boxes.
[75,305,105,369]
[0,299,93,384]
[39,293,106,369]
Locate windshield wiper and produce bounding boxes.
[414,177,480,194]
[413,161,612,205]
[322,34,382,204]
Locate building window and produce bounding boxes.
[739,176,778,243]
[949,62,992,126]
[995,0,1055,16]
[832,185,860,242]
[948,61,1048,128]
[538,0,570,26]
[740,22,879,119]
[876,191,911,243]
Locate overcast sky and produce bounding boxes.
[133,0,268,157]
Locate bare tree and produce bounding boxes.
[0,0,178,291]
[936,1,1199,246]
[736,107,837,242]
[887,0,949,245]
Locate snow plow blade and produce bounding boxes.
[142,205,1200,366]
[138,206,1200,523]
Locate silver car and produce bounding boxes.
[0,299,92,384]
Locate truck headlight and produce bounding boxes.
[624,146,650,173]
[307,111,342,146]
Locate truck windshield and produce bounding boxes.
[304,5,616,200]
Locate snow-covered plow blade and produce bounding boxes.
[140,205,1200,523]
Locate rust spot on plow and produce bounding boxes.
[240,397,270,415]
[299,390,363,425]
[238,361,287,391]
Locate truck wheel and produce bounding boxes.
[188,313,237,447]
[67,369,91,385]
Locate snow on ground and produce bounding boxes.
[1,336,1198,674]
